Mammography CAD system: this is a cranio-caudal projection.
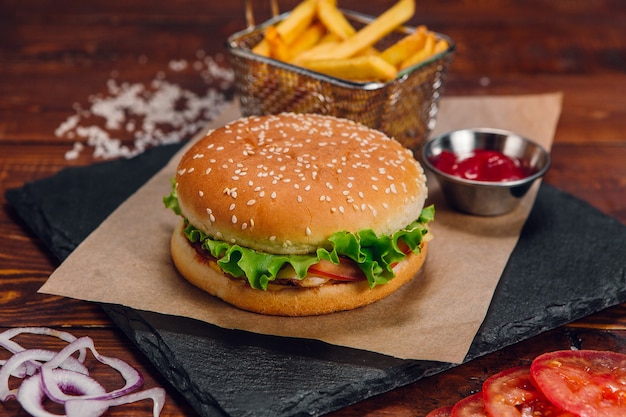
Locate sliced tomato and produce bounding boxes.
[530,349,626,417]
[307,257,365,281]
[425,405,453,417]
[482,366,575,417]
[451,392,488,417]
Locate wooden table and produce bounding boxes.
[1,0,624,415]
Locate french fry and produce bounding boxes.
[316,0,356,40]
[288,22,327,59]
[300,55,398,82]
[252,40,271,57]
[274,0,318,44]
[252,0,318,56]
[291,39,342,63]
[380,25,427,67]
[307,0,415,60]
[265,26,291,61]
[249,0,450,83]
[317,32,342,45]
[399,30,435,70]
[433,38,450,54]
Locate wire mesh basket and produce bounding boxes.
[226,9,455,152]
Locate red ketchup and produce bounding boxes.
[430,149,528,182]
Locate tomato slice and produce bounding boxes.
[451,392,488,417]
[482,366,576,417]
[425,405,453,417]
[307,258,365,281]
[530,350,626,417]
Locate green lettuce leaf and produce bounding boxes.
[164,187,433,290]
[162,178,181,215]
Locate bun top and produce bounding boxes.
[175,113,427,255]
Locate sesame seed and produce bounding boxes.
[223,187,238,198]
[247,199,256,206]
[198,191,204,197]
[271,191,277,199]
[305,227,311,236]
[231,215,237,224]
[229,203,235,210]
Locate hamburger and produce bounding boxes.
[164,113,433,316]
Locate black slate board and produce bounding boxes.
[5,143,626,417]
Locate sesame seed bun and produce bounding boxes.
[175,113,428,255]
[170,219,429,316]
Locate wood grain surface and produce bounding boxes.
[1,1,625,416]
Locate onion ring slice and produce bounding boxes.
[0,349,89,401]
[17,369,106,417]
[40,336,143,403]
[65,387,166,417]
[0,327,165,416]
[0,327,87,377]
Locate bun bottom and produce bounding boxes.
[170,220,428,316]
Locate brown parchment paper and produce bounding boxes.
[40,93,562,363]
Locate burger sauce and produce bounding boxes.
[430,149,528,182]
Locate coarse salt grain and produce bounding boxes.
[59,53,234,160]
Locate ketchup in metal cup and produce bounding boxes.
[430,149,528,182]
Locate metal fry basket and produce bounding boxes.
[226,8,455,152]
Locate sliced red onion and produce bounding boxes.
[0,327,88,378]
[0,327,165,416]
[64,387,166,417]
[0,349,89,401]
[40,336,143,403]
[17,369,106,417]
